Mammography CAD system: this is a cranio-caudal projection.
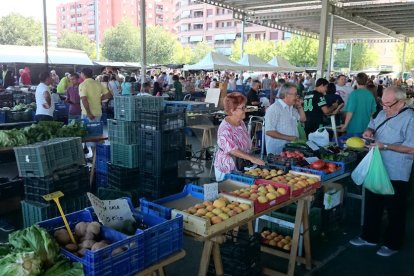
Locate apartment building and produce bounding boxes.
[174,0,284,55]
[56,0,174,41]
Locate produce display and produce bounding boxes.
[295,160,341,174]
[229,184,287,203]
[261,230,292,251]
[267,172,319,192]
[0,225,84,275]
[244,168,285,179]
[182,197,251,225]
[0,121,87,148]
[53,221,124,258]
[345,137,365,149]
[0,102,36,112]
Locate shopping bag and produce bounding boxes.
[297,122,307,141]
[308,128,329,147]
[363,146,394,195]
[351,147,374,185]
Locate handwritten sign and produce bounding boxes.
[87,193,135,229]
[203,182,218,201]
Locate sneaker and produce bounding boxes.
[349,237,377,246]
[0,219,15,232]
[377,246,398,257]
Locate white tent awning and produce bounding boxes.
[183,52,248,71]
[268,57,305,72]
[237,54,277,71]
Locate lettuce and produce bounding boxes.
[0,251,42,276]
[43,259,84,276]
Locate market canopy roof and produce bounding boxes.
[237,54,276,71]
[200,0,414,42]
[0,45,93,65]
[183,52,248,71]
[268,57,305,72]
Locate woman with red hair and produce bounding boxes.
[214,92,265,181]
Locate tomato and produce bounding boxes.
[326,163,337,170]
[310,160,325,170]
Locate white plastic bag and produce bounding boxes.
[308,128,329,147]
[351,147,374,185]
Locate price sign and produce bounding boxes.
[203,182,218,201]
[87,192,135,229]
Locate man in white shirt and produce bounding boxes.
[335,74,354,105]
[265,83,306,154]
[35,71,55,122]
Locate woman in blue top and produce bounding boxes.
[121,76,133,95]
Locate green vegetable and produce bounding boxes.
[42,259,84,276]
[0,251,42,276]
[8,225,60,269]
[0,243,12,257]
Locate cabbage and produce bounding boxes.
[0,252,42,276]
[8,225,59,268]
[43,260,84,276]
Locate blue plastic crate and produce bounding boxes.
[85,121,104,137]
[139,199,171,220]
[223,173,255,185]
[291,161,345,182]
[96,144,110,161]
[96,159,108,174]
[132,210,183,268]
[96,172,108,189]
[143,184,204,219]
[38,209,145,276]
[0,110,8,123]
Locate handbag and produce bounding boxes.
[235,156,253,171]
[308,127,329,147]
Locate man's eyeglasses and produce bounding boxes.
[380,100,399,108]
[236,106,247,111]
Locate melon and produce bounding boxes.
[346,137,365,148]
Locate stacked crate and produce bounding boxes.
[13,137,90,227]
[95,143,111,190]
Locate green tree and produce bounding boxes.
[230,38,281,62]
[145,25,177,64]
[173,42,192,64]
[0,13,42,46]
[278,36,319,67]
[190,41,213,63]
[335,43,378,71]
[102,19,140,62]
[394,41,414,71]
[57,30,96,59]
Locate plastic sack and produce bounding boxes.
[363,146,394,195]
[308,128,329,147]
[351,147,374,185]
[297,122,307,141]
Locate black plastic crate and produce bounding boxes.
[108,163,140,190]
[138,128,185,153]
[137,109,185,131]
[97,186,141,207]
[110,143,140,168]
[23,165,90,203]
[138,170,182,200]
[0,178,24,200]
[321,205,344,232]
[107,119,140,144]
[138,149,184,175]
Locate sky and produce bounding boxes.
[0,0,69,23]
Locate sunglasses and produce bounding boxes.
[380,100,399,108]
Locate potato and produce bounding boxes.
[79,239,96,249]
[111,247,124,256]
[77,248,87,257]
[91,241,108,251]
[54,229,71,246]
[75,222,88,237]
[87,221,101,235]
[80,232,95,242]
[65,243,78,252]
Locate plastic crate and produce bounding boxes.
[96,159,109,174]
[223,173,256,185]
[165,101,215,111]
[0,178,24,200]
[138,149,183,175]
[108,163,140,190]
[14,137,85,177]
[0,110,8,123]
[137,109,185,131]
[24,165,90,203]
[8,111,24,122]
[108,119,140,144]
[96,144,110,161]
[114,96,164,121]
[291,161,345,182]
[139,171,182,201]
[96,172,108,189]
[38,209,145,276]
[138,128,185,154]
[131,210,183,268]
[110,143,140,168]
[85,121,104,137]
[97,187,141,206]
[21,195,90,228]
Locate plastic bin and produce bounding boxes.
[14,137,85,177]
[0,110,8,123]
[96,159,109,174]
[24,165,89,203]
[138,171,181,200]
[138,128,185,154]
[96,144,110,161]
[85,121,104,137]
[107,163,140,190]
[165,101,215,111]
[38,209,145,276]
[0,178,24,200]
[110,143,140,169]
[114,96,164,121]
[96,172,108,189]
[291,161,345,182]
[108,119,140,144]
[137,110,185,131]
[138,149,183,175]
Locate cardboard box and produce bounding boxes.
[323,183,344,210]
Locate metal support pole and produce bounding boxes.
[95,0,100,61]
[241,18,245,58]
[140,0,147,87]
[402,40,407,73]
[327,14,334,79]
[316,0,329,79]
[42,0,49,67]
[348,42,353,74]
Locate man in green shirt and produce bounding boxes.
[340,72,376,136]
[57,72,71,94]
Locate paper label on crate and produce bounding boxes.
[203,183,218,201]
[87,193,135,228]
[304,157,319,164]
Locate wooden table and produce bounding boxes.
[136,250,186,276]
[186,190,316,276]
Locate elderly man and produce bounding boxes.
[350,86,414,257]
[265,83,306,154]
[246,80,261,106]
[335,74,353,105]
